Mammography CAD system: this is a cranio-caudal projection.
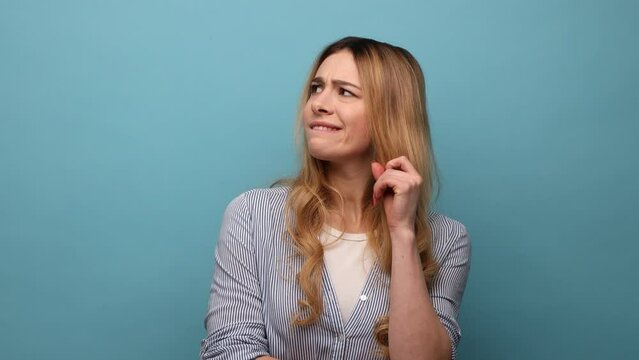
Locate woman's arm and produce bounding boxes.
[200,193,271,359]
[372,157,470,360]
[388,229,452,360]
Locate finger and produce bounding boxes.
[374,171,412,197]
[385,156,418,175]
[371,161,386,205]
[371,161,385,180]
[373,172,406,203]
[374,170,422,206]
[372,177,390,206]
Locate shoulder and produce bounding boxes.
[236,185,289,207]
[224,185,290,217]
[427,210,469,241]
[427,210,471,262]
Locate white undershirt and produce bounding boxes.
[319,225,374,323]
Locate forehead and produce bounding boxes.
[315,50,361,85]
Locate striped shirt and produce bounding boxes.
[200,186,471,360]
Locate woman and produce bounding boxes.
[200,36,471,360]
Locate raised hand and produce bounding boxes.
[371,156,422,236]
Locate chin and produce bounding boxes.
[307,148,336,162]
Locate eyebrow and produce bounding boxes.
[311,77,362,91]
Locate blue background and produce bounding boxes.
[1,1,637,359]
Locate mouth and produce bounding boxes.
[309,121,342,133]
[310,125,341,132]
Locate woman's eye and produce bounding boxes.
[310,84,322,93]
[340,88,354,97]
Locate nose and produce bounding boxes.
[311,90,334,115]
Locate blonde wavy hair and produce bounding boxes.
[276,36,440,357]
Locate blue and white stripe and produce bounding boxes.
[200,186,471,360]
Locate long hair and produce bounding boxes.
[277,36,441,357]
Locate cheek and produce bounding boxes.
[302,102,311,120]
[350,111,369,143]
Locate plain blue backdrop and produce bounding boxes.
[1,1,638,359]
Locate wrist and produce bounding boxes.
[389,227,416,247]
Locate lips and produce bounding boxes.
[309,120,342,131]
[312,126,340,133]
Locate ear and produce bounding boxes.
[371,161,385,180]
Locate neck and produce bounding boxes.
[324,159,372,232]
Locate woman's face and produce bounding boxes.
[303,50,371,165]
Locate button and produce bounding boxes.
[359,294,368,301]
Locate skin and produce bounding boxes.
[304,50,372,232]
[373,159,452,360]
[259,50,451,360]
